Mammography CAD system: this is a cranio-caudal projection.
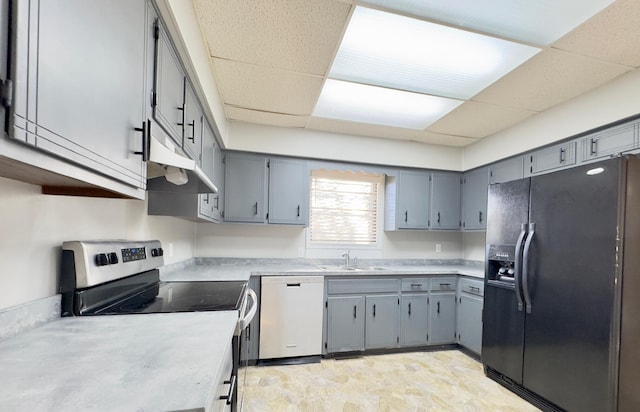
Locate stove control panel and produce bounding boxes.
[121,247,147,262]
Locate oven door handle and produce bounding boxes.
[238,289,257,331]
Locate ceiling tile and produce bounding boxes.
[225,107,309,128]
[427,101,537,138]
[553,0,640,67]
[473,48,631,112]
[307,117,477,146]
[194,0,351,75]
[213,59,323,115]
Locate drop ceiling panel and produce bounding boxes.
[427,101,537,138]
[307,117,477,146]
[194,0,351,75]
[213,59,323,115]
[553,0,640,67]
[473,48,631,112]
[225,107,308,128]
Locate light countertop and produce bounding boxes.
[0,311,237,412]
[161,259,484,282]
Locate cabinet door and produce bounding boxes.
[582,121,637,162]
[430,173,461,230]
[0,0,7,134]
[268,158,309,225]
[365,294,399,349]
[211,142,224,221]
[182,83,203,164]
[154,23,185,147]
[20,0,147,188]
[224,153,267,223]
[327,296,365,353]
[429,293,456,345]
[400,294,429,347]
[489,157,524,184]
[457,294,483,355]
[397,171,430,229]
[526,141,577,176]
[198,193,216,220]
[462,167,489,230]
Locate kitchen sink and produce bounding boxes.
[317,265,388,272]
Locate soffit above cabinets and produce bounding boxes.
[192,0,638,148]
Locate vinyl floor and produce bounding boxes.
[240,350,541,412]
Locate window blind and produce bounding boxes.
[309,169,381,245]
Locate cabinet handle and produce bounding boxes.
[410,283,422,287]
[133,120,150,161]
[353,305,357,319]
[408,302,412,316]
[187,120,195,143]
[297,205,300,217]
[219,375,236,405]
[479,211,483,223]
[437,212,441,223]
[404,211,408,222]
[440,283,451,288]
[214,196,219,210]
[246,324,251,341]
[205,194,210,204]
[559,147,566,163]
[254,202,258,215]
[437,301,440,314]
[590,138,598,155]
[470,286,480,292]
[373,304,376,317]
[286,283,301,287]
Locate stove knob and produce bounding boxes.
[157,247,164,256]
[95,253,109,266]
[151,248,158,257]
[108,252,119,264]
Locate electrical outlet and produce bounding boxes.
[168,242,174,257]
[435,243,442,253]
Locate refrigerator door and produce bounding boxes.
[482,178,530,384]
[523,158,619,411]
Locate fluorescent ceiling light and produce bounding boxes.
[330,7,541,100]
[313,79,463,129]
[361,0,614,46]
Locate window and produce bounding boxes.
[309,169,383,246]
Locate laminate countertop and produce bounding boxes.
[161,259,484,282]
[0,311,238,411]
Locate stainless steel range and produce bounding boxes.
[59,240,256,412]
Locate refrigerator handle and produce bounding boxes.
[522,222,536,314]
[514,223,527,312]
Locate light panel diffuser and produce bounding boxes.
[330,7,541,100]
[362,0,614,46]
[313,79,463,130]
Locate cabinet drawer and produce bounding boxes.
[401,278,430,292]
[430,277,457,292]
[459,278,484,297]
[327,278,399,294]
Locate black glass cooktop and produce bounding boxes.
[92,281,247,315]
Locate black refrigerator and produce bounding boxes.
[482,155,640,412]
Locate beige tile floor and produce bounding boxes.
[240,350,540,412]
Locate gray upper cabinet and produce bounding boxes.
[400,294,429,347]
[9,0,148,189]
[210,141,225,221]
[154,22,185,148]
[461,167,488,230]
[525,141,577,176]
[428,292,456,345]
[581,120,637,162]
[0,0,7,134]
[488,156,524,185]
[430,172,461,230]
[365,294,399,350]
[224,152,268,223]
[326,295,365,353]
[385,170,430,230]
[268,158,309,225]
[182,83,203,164]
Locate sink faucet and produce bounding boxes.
[342,250,350,267]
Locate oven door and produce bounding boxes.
[235,289,257,412]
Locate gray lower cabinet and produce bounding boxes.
[10,0,148,189]
[326,295,365,353]
[365,294,400,349]
[400,294,429,346]
[457,294,483,355]
[429,292,457,345]
[224,153,268,223]
[430,172,461,230]
[488,156,524,184]
[268,158,309,225]
[462,167,488,230]
[581,120,637,162]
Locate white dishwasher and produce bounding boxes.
[259,276,324,359]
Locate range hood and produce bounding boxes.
[144,119,218,194]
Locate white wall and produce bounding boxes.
[0,177,196,310]
[462,232,486,262]
[464,69,640,170]
[227,122,463,171]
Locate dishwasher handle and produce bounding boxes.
[238,289,258,331]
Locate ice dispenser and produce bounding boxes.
[486,244,516,284]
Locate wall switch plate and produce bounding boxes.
[435,244,442,253]
[168,242,174,257]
